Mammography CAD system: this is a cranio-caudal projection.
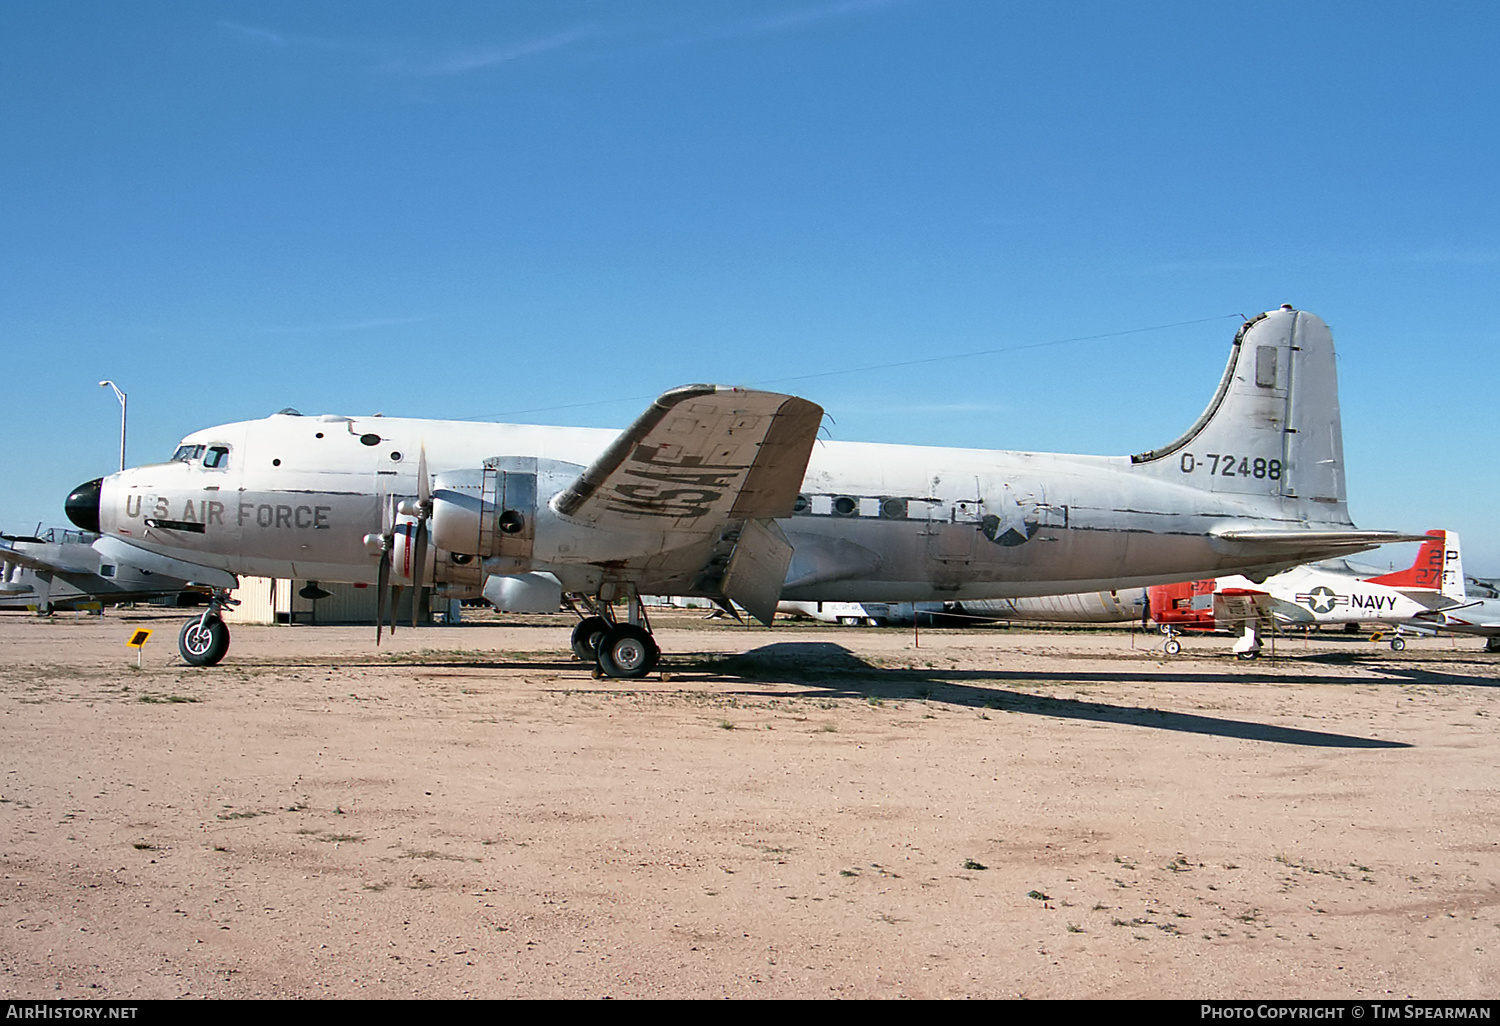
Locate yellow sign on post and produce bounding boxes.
[126,628,153,668]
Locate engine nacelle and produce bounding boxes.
[428,459,540,564]
[387,516,485,590]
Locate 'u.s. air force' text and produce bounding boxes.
[125,495,332,530]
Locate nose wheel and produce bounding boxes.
[1161,624,1182,656]
[177,589,239,667]
[179,615,230,666]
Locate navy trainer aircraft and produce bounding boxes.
[1391,533,1500,653]
[64,306,1417,675]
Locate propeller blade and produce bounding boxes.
[376,548,390,646]
[374,492,398,645]
[410,522,428,629]
[409,444,431,629]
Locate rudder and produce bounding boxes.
[1130,306,1349,523]
[1366,530,1466,602]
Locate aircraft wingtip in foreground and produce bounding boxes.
[2,527,193,612]
[65,306,1424,675]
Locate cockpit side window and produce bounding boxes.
[203,445,230,470]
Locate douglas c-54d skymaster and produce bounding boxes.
[64,305,1419,676]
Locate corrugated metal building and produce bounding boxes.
[223,578,455,626]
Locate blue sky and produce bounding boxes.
[3,1,1496,573]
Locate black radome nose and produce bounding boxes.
[65,478,103,533]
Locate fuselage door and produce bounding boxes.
[925,494,985,566]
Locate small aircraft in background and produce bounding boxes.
[782,533,1494,660]
[951,588,1148,625]
[779,590,1147,627]
[1426,589,1500,651]
[64,306,1419,675]
[1,526,193,613]
[777,600,948,626]
[1389,534,1500,653]
[1147,530,1463,657]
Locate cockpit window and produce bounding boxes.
[169,443,230,469]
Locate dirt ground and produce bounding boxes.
[1,608,1497,1000]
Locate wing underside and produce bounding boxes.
[551,385,824,623]
[554,385,823,528]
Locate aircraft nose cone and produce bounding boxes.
[65,478,103,533]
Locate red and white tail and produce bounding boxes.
[1366,530,1466,603]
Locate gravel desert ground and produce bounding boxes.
[1,608,1497,999]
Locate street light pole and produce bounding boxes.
[98,380,127,472]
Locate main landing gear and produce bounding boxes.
[1230,624,1263,660]
[568,591,661,679]
[178,589,239,667]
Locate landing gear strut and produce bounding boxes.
[179,589,239,667]
[567,590,661,679]
[1231,624,1263,660]
[1162,625,1182,657]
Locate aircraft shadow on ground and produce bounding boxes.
[262,640,1496,747]
[673,642,1433,749]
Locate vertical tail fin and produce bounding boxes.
[1129,306,1350,524]
[1366,530,1466,602]
[1443,532,1467,602]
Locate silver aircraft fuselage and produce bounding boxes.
[65,308,1411,611]
[111,430,1306,597]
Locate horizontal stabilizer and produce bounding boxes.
[1210,528,1432,559]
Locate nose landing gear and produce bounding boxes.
[178,589,239,667]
